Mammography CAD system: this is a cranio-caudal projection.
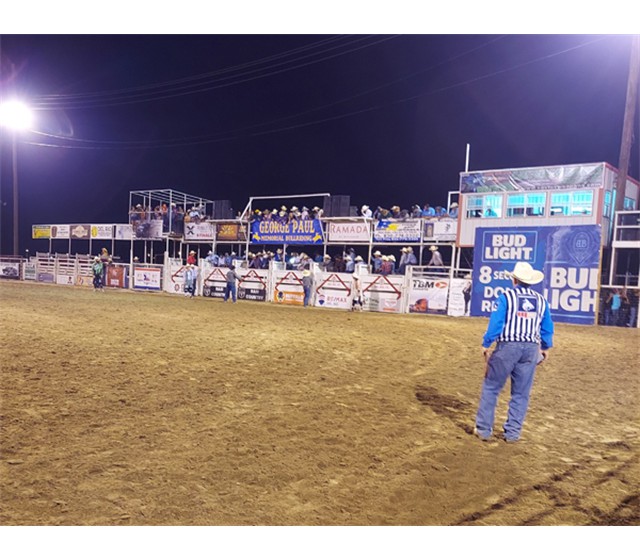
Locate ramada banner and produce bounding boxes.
[327,221,371,242]
[470,225,602,325]
[251,219,324,245]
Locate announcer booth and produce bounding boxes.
[456,162,640,325]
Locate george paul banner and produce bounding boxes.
[471,225,602,325]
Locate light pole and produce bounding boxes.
[0,100,33,256]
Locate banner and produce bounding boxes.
[37,272,55,283]
[460,163,604,193]
[360,273,405,313]
[166,262,187,294]
[22,263,37,281]
[184,222,214,240]
[133,266,162,290]
[216,223,247,242]
[56,274,76,286]
[70,224,91,239]
[407,277,449,314]
[251,219,324,245]
[133,219,163,240]
[32,225,51,239]
[115,224,133,240]
[327,221,371,242]
[106,265,127,289]
[238,269,268,301]
[202,266,228,298]
[447,278,472,317]
[471,225,602,325]
[314,272,353,309]
[373,220,421,242]
[272,270,305,305]
[51,225,70,239]
[91,225,114,239]
[0,262,20,279]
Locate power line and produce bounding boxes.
[22,36,610,150]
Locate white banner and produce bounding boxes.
[184,222,214,240]
[0,261,20,279]
[407,277,449,314]
[22,263,37,281]
[360,273,405,313]
[133,266,162,290]
[56,274,76,286]
[50,225,70,239]
[314,272,354,309]
[327,221,371,242]
[115,224,133,240]
[433,220,457,241]
[272,270,304,305]
[447,278,472,317]
[91,224,114,239]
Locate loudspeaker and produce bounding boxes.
[326,195,351,217]
[212,200,232,219]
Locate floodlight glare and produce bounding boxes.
[0,100,33,130]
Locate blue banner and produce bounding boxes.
[250,219,324,245]
[471,225,602,325]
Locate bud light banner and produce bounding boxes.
[471,225,601,325]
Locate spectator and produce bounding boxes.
[345,255,355,273]
[626,289,639,327]
[449,202,459,219]
[99,247,112,286]
[605,288,623,326]
[388,254,396,274]
[398,247,409,275]
[248,253,260,269]
[301,206,310,220]
[371,250,383,274]
[422,204,436,217]
[405,246,417,271]
[410,205,422,218]
[352,273,363,311]
[361,205,372,218]
[380,256,393,276]
[206,251,219,266]
[428,245,444,273]
[434,206,446,217]
[187,250,197,265]
[274,248,285,263]
[390,206,402,220]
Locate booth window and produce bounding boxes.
[604,190,612,217]
[482,194,502,218]
[624,197,636,210]
[466,195,484,218]
[506,193,546,217]
[550,190,593,216]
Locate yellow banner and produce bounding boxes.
[32,225,51,239]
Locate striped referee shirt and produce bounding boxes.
[482,286,554,350]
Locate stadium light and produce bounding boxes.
[0,99,33,256]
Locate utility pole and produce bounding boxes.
[615,35,640,212]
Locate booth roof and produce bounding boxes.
[129,189,215,206]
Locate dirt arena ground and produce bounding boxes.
[0,281,638,526]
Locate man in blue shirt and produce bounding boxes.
[474,261,554,443]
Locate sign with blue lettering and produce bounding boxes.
[250,219,324,245]
[471,225,601,325]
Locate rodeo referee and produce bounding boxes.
[474,261,554,443]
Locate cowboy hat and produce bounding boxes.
[508,262,544,285]
[373,250,382,256]
[450,202,459,208]
[429,246,438,251]
[302,270,311,277]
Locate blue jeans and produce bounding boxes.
[475,341,539,441]
[303,286,311,307]
[224,282,236,302]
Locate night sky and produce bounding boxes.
[1,34,639,255]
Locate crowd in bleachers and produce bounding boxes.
[247,201,459,222]
[129,203,210,235]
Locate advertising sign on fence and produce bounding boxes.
[51,225,70,239]
[407,277,449,314]
[360,274,405,313]
[327,221,371,243]
[373,220,421,243]
[273,270,304,305]
[202,266,228,298]
[166,262,186,294]
[216,223,247,242]
[22,263,37,281]
[471,225,602,325]
[0,261,20,279]
[314,272,353,310]
[447,278,472,317]
[251,219,324,245]
[133,266,162,291]
[238,269,268,301]
[70,224,91,239]
[106,265,127,289]
[115,224,133,240]
[91,225,114,239]
[32,225,51,239]
[184,222,214,240]
[424,220,457,242]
